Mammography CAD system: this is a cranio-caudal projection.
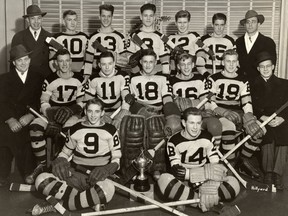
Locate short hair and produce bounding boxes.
[141,49,157,60]
[140,3,156,14]
[182,107,202,121]
[55,48,71,59]
[99,51,115,61]
[176,52,195,65]
[212,13,227,24]
[63,10,77,19]
[175,10,191,22]
[85,98,104,111]
[222,49,238,60]
[99,4,114,15]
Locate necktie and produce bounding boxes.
[34,31,37,39]
[249,37,252,43]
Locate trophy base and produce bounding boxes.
[130,184,154,203]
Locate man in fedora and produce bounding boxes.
[0,44,43,186]
[235,10,276,83]
[250,51,288,190]
[11,4,52,78]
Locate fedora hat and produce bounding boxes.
[22,5,47,18]
[240,10,265,25]
[255,51,273,65]
[9,44,32,62]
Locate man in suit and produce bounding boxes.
[0,45,43,186]
[11,5,52,78]
[235,10,276,83]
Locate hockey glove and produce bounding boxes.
[199,180,220,212]
[171,164,186,181]
[52,157,70,181]
[45,121,62,137]
[54,107,73,125]
[213,107,242,124]
[243,112,265,139]
[163,101,182,137]
[112,109,131,130]
[88,163,118,186]
[129,50,142,68]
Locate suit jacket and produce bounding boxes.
[0,68,43,145]
[251,75,288,146]
[236,33,276,83]
[11,28,52,78]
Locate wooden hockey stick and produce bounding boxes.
[27,106,66,138]
[131,33,149,49]
[221,100,288,161]
[92,39,108,52]
[81,199,200,216]
[45,37,64,50]
[216,149,276,192]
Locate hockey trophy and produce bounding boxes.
[132,148,153,192]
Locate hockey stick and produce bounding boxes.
[92,39,108,53]
[221,100,288,161]
[81,199,200,216]
[46,37,65,50]
[27,106,66,138]
[9,183,36,192]
[216,149,276,192]
[131,33,149,49]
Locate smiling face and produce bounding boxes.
[223,54,239,74]
[99,56,115,76]
[63,14,77,32]
[176,17,189,35]
[212,19,226,37]
[140,9,155,28]
[85,104,104,126]
[27,15,43,31]
[258,59,274,80]
[140,55,157,75]
[178,57,194,78]
[182,114,202,139]
[13,55,31,73]
[100,9,113,28]
[56,54,71,73]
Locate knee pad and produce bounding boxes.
[218,176,240,201]
[158,173,197,201]
[30,118,47,133]
[120,115,146,173]
[146,115,166,172]
[96,180,115,203]
[202,117,222,137]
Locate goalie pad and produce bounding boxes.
[243,112,265,139]
[188,163,228,183]
[146,115,166,173]
[199,180,220,212]
[120,115,146,175]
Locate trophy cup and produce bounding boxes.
[132,148,153,192]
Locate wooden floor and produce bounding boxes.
[1,156,288,216]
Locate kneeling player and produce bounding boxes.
[170,52,222,146]
[34,98,120,212]
[158,107,240,212]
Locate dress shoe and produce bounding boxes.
[274,173,284,191]
[263,172,274,184]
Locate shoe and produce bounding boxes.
[264,172,274,184]
[0,176,9,187]
[274,173,284,191]
[236,157,260,179]
[25,164,45,185]
[30,202,56,216]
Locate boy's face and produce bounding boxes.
[177,57,194,77]
[63,14,77,32]
[99,56,115,76]
[140,55,157,74]
[182,114,202,139]
[223,54,238,74]
[27,15,43,31]
[56,54,71,73]
[85,104,104,125]
[13,55,31,73]
[100,9,113,28]
[245,17,259,35]
[140,9,155,28]
[176,17,189,34]
[212,19,226,36]
[258,59,274,80]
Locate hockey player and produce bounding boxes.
[48,10,88,78]
[127,3,170,74]
[209,49,265,178]
[26,48,86,184]
[170,52,222,147]
[196,13,235,76]
[85,51,131,129]
[158,107,240,212]
[84,4,127,76]
[34,98,119,212]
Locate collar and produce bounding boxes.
[29,27,41,40]
[245,31,259,42]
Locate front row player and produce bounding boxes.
[158,107,240,212]
[34,98,120,213]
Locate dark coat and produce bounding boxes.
[236,33,276,83]
[251,75,288,146]
[11,28,52,78]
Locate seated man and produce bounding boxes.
[27,48,85,184]
[251,51,288,190]
[170,52,222,146]
[158,107,240,212]
[208,49,265,178]
[84,51,131,130]
[33,98,120,214]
